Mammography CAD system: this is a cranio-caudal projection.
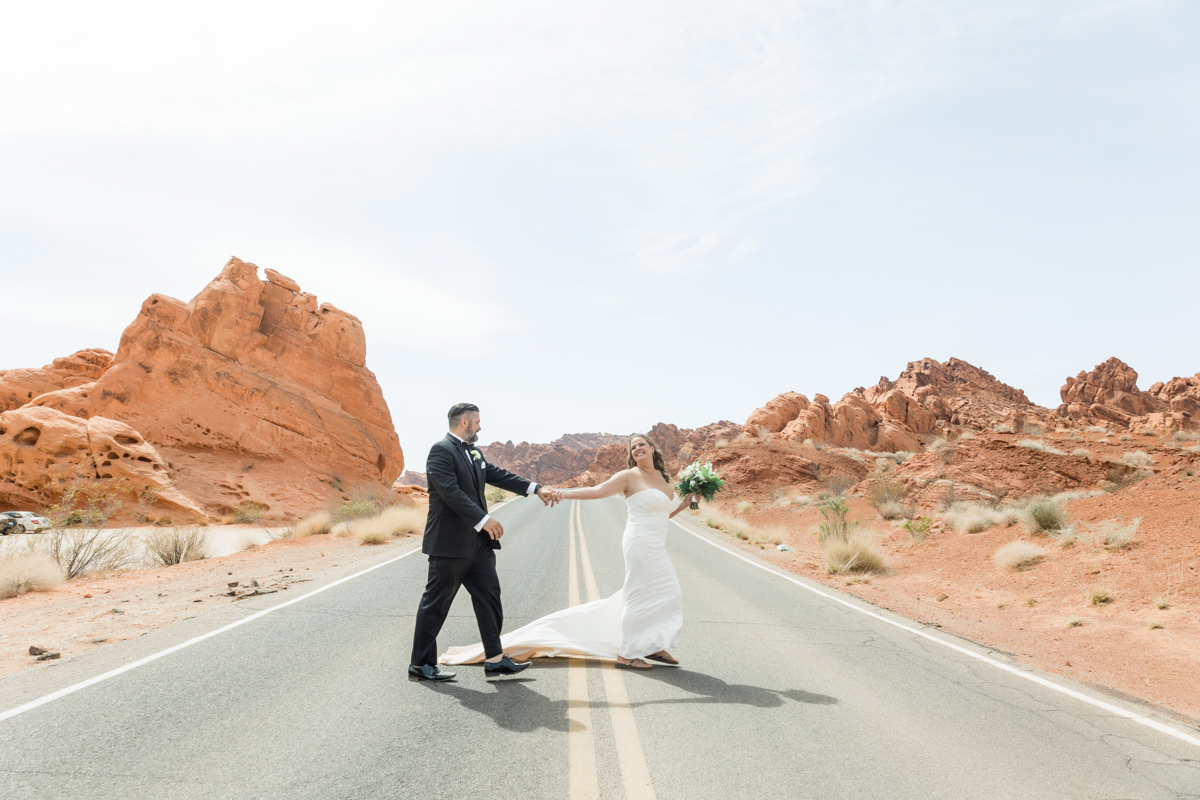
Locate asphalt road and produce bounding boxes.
[2,497,1199,799]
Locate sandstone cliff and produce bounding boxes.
[0,349,113,413]
[1,258,403,519]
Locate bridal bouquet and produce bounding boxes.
[675,461,725,510]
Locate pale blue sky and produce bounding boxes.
[2,1,1197,462]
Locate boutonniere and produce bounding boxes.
[470,449,482,462]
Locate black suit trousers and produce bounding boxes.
[410,543,503,666]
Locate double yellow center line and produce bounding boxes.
[567,500,657,800]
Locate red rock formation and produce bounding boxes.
[485,422,741,487]
[1057,357,1160,426]
[0,349,113,412]
[742,357,1037,453]
[3,258,403,518]
[394,470,428,489]
[0,405,204,515]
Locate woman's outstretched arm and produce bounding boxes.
[669,494,699,519]
[558,470,630,501]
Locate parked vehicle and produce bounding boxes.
[1,511,51,533]
[0,516,16,536]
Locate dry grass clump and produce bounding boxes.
[956,431,976,441]
[1089,589,1112,606]
[994,423,1015,434]
[823,533,888,575]
[1171,430,1198,442]
[866,475,907,519]
[356,505,428,544]
[1185,445,1200,455]
[1086,517,1140,550]
[701,506,748,537]
[1116,450,1155,468]
[1067,617,1083,627]
[1022,498,1066,534]
[144,526,210,566]
[0,554,65,599]
[1016,439,1065,455]
[1051,489,1103,503]
[876,501,906,520]
[1085,425,1108,434]
[232,500,268,524]
[943,503,1018,533]
[926,436,949,450]
[294,512,334,538]
[486,486,515,504]
[1072,448,1091,459]
[993,541,1047,571]
[40,528,136,579]
[735,500,754,514]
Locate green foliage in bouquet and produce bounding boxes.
[676,461,725,510]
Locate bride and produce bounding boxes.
[442,433,696,670]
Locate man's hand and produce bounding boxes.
[537,486,562,507]
[482,517,505,540]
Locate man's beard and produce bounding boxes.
[465,432,479,444]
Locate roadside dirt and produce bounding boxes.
[694,492,1200,725]
[0,532,416,680]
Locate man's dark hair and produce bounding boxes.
[448,403,480,428]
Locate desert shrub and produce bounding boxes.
[333,500,378,525]
[824,474,854,497]
[1023,498,1065,533]
[1085,425,1108,433]
[486,486,515,504]
[1097,480,1119,493]
[866,477,906,509]
[1016,439,1064,455]
[903,517,932,541]
[993,541,1046,570]
[817,496,857,544]
[1090,589,1112,605]
[0,554,64,598]
[1067,617,1083,627]
[880,451,913,464]
[823,533,888,575]
[876,501,906,521]
[927,436,949,450]
[294,512,334,538]
[700,507,748,538]
[956,431,977,441]
[1087,517,1140,550]
[1021,422,1044,435]
[1171,430,1197,442]
[1119,434,1133,442]
[232,501,267,524]
[943,503,1018,534]
[41,528,135,579]
[994,423,1015,434]
[735,500,753,513]
[1072,448,1091,459]
[144,526,210,566]
[714,438,729,449]
[1116,450,1155,468]
[757,426,771,443]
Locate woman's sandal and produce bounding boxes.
[615,658,653,670]
[644,651,679,666]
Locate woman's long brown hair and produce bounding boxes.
[627,433,671,485]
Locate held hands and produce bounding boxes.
[537,486,566,506]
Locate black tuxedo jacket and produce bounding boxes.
[422,434,535,558]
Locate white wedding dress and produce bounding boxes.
[441,490,683,664]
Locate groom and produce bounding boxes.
[409,403,560,682]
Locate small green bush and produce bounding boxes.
[1024,498,1065,533]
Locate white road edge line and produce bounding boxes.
[671,518,1200,750]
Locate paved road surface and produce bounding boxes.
[2,497,1199,799]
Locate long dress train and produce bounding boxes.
[441,490,683,663]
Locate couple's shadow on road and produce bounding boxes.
[425,661,837,732]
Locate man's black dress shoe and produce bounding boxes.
[409,664,456,682]
[484,654,531,675]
